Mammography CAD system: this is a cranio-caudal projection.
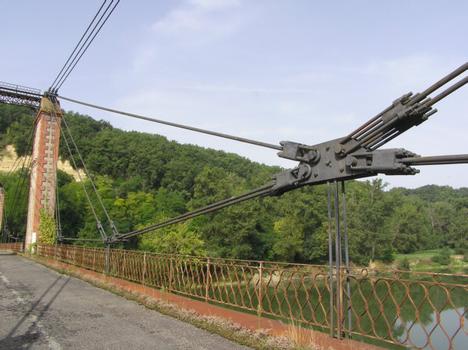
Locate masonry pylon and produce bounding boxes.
[0,185,5,235]
[25,97,62,249]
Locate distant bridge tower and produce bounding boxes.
[0,185,4,233]
[25,96,62,249]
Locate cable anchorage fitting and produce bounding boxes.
[278,141,320,163]
[271,146,420,196]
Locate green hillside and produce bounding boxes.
[0,104,466,266]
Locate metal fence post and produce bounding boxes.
[122,251,126,278]
[105,244,110,275]
[205,257,211,302]
[257,261,264,317]
[93,249,96,270]
[169,257,174,291]
[142,252,147,285]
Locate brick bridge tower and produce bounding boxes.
[25,96,62,249]
[0,185,4,232]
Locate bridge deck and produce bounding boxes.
[0,253,249,350]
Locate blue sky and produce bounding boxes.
[1,0,467,188]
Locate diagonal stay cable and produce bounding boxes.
[54,0,120,91]
[55,178,63,241]
[113,183,274,242]
[61,114,118,236]
[58,95,282,150]
[400,154,468,166]
[60,125,107,242]
[50,0,110,89]
[5,120,36,232]
[60,237,103,242]
[5,148,32,241]
[2,140,32,241]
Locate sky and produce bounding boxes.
[1,0,467,188]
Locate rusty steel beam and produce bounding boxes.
[0,81,42,109]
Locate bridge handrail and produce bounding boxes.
[25,243,468,350]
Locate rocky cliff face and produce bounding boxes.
[0,145,85,181]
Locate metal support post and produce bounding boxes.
[105,243,110,275]
[93,249,96,270]
[142,252,147,285]
[341,181,352,337]
[334,181,343,339]
[257,261,264,317]
[169,257,174,291]
[205,257,211,302]
[122,251,126,278]
[327,182,335,337]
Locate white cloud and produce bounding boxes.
[189,0,241,11]
[130,0,247,72]
[116,53,468,188]
[151,0,243,39]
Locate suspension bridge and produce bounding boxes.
[0,1,467,349]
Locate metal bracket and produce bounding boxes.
[346,149,419,175]
[271,147,419,195]
[278,141,320,163]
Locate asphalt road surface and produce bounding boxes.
[0,253,250,350]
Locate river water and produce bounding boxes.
[396,307,466,349]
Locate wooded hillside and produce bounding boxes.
[1,104,466,264]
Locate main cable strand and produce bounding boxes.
[50,0,110,89]
[58,95,282,151]
[401,154,468,166]
[51,0,120,91]
[55,0,120,91]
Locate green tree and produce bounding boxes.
[139,222,206,256]
[390,198,431,254]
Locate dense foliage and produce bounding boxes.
[0,104,466,264]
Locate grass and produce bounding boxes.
[394,249,445,261]
[394,248,468,273]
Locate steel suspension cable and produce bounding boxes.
[60,126,107,242]
[4,121,36,234]
[55,178,63,241]
[113,183,274,242]
[401,154,468,166]
[54,1,120,91]
[58,95,282,151]
[61,115,118,235]
[60,237,103,242]
[4,149,32,241]
[50,0,110,89]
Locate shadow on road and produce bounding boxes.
[0,274,70,349]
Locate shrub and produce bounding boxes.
[38,209,56,245]
[431,248,451,265]
[380,247,394,263]
[398,258,410,270]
